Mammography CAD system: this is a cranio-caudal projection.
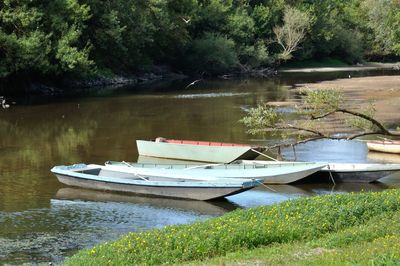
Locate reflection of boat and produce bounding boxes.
[367,140,400,154]
[136,138,266,163]
[252,182,388,196]
[55,188,237,215]
[51,164,259,201]
[105,161,327,184]
[260,184,313,196]
[239,160,400,183]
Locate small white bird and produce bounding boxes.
[185,79,202,89]
[1,97,10,109]
[181,17,191,24]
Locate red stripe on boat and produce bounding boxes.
[165,139,250,147]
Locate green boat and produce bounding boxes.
[136,138,266,163]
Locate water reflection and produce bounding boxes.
[0,197,215,264]
[227,182,389,208]
[55,188,237,216]
[282,139,369,163]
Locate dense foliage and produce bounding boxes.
[64,189,400,265]
[1,0,400,80]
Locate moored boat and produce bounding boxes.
[366,140,400,154]
[105,161,327,184]
[238,160,400,183]
[136,138,266,163]
[51,164,259,201]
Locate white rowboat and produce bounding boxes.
[105,161,327,184]
[51,164,260,201]
[367,140,400,154]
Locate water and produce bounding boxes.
[1,70,400,264]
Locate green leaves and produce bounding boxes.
[1,1,400,81]
[56,26,93,72]
[0,0,92,77]
[273,6,311,60]
[185,33,238,73]
[300,89,342,116]
[240,104,282,135]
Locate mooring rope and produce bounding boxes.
[327,164,336,186]
[254,179,278,192]
[119,161,149,181]
[251,148,278,161]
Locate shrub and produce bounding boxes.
[184,33,238,74]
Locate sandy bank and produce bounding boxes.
[281,62,400,73]
[296,75,400,125]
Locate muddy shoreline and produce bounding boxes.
[281,62,400,73]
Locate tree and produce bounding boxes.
[184,32,238,73]
[273,6,310,60]
[240,89,400,149]
[0,0,93,78]
[360,0,400,57]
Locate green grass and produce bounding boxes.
[182,209,400,265]
[281,57,350,69]
[64,189,400,266]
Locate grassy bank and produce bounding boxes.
[65,189,400,265]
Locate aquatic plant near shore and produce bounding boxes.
[64,189,400,265]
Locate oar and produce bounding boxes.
[106,161,149,181]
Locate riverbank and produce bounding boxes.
[0,66,188,97]
[281,62,400,73]
[264,74,400,135]
[64,188,400,265]
[297,75,400,125]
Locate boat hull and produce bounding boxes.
[54,173,254,201]
[136,140,263,163]
[304,170,395,183]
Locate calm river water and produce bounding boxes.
[1,70,400,264]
